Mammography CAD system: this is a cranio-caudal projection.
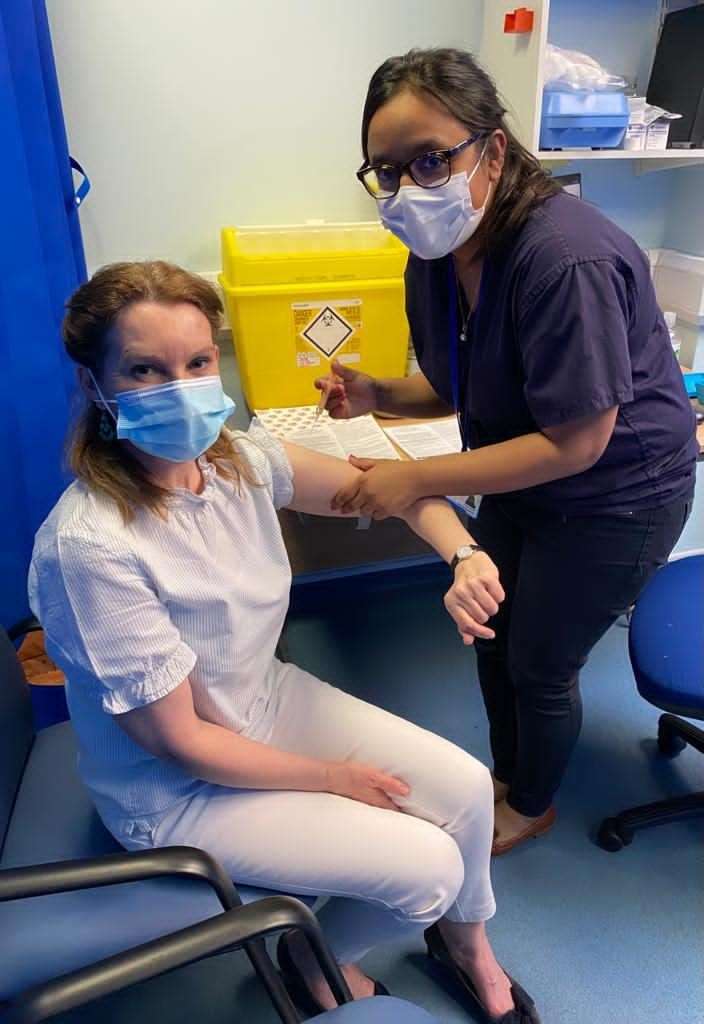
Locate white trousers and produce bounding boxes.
[124,663,496,963]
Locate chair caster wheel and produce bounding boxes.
[657,725,687,757]
[597,818,634,852]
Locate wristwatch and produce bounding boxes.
[450,544,484,573]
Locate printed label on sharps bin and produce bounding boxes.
[293,299,362,367]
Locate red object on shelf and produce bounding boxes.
[504,7,534,33]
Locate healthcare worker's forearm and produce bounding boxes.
[414,431,596,497]
[375,372,453,419]
[174,719,332,792]
[402,497,477,564]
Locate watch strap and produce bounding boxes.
[450,545,484,573]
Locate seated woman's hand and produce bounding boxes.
[444,553,505,645]
[325,761,410,811]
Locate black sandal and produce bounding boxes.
[276,931,389,1018]
[424,924,540,1023]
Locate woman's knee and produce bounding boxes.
[435,748,494,830]
[395,826,465,924]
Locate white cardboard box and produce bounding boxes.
[625,98,679,151]
[644,119,672,150]
[624,124,646,150]
[652,250,704,326]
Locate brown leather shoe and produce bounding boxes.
[492,806,556,856]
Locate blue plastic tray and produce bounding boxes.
[540,88,628,150]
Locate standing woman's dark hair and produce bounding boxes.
[360,48,560,252]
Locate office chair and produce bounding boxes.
[0,624,298,1020]
[1,885,441,1023]
[1,624,443,1022]
[597,552,704,851]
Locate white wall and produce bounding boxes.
[554,161,675,251]
[663,167,704,257]
[48,0,483,275]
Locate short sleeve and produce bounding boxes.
[517,259,634,428]
[230,419,294,509]
[29,535,197,715]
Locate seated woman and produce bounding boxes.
[29,261,538,1024]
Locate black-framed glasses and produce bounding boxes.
[356,133,483,200]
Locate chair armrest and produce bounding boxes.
[0,845,240,912]
[3,895,351,1024]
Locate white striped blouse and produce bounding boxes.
[28,422,294,832]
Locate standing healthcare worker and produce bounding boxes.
[318,49,697,854]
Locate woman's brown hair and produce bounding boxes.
[361,48,561,253]
[63,260,253,523]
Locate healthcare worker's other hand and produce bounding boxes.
[314,360,377,420]
[326,760,410,811]
[444,553,505,645]
[331,457,420,518]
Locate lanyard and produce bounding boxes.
[448,258,487,452]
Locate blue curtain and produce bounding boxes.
[0,0,87,629]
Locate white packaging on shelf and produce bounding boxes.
[626,98,681,151]
[652,250,704,326]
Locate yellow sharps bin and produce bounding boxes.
[219,222,409,410]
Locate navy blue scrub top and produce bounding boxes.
[406,191,698,514]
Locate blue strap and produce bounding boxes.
[448,258,490,453]
[447,258,460,416]
[69,156,91,207]
[448,259,470,451]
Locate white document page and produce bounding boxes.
[383,423,459,459]
[384,417,479,518]
[430,416,464,451]
[254,407,400,461]
[332,416,401,460]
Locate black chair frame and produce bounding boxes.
[0,846,352,1023]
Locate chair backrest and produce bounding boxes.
[0,629,35,853]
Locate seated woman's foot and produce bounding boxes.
[492,799,556,856]
[436,921,516,1019]
[280,930,375,1010]
[491,774,510,804]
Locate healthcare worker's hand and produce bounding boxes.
[444,553,505,645]
[315,360,378,419]
[325,760,410,811]
[331,457,420,518]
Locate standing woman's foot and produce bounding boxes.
[492,800,556,856]
[492,775,510,804]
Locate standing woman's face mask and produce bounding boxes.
[82,300,235,463]
[360,89,502,260]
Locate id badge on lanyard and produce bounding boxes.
[447,260,488,520]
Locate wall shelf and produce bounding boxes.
[538,148,704,174]
[538,148,704,161]
[480,1,704,175]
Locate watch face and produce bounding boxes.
[457,545,475,560]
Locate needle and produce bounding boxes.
[316,379,331,420]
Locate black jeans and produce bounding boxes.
[472,493,693,817]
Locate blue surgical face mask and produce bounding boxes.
[378,142,490,260]
[91,374,236,462]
